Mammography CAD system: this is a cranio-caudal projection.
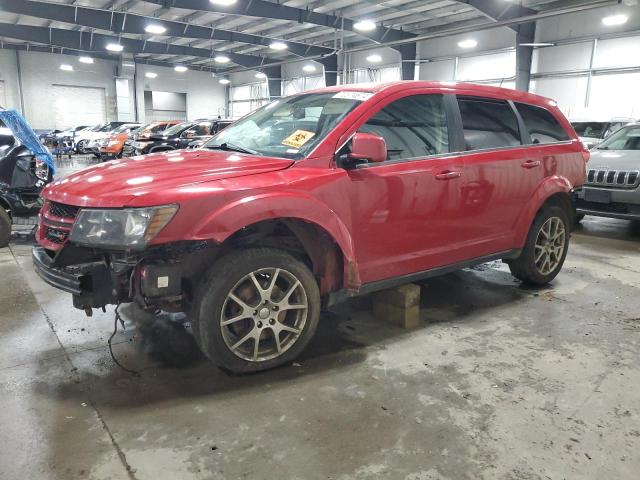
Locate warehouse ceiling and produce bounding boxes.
[0,0,623,72]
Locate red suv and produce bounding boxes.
[33,82,588,373]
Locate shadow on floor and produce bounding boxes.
[31,265,539,410]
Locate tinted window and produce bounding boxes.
[597,126,640,150]
[359,94,449,161]
[516,102,569,144]
[457,97,521,150]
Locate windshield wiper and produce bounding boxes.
[206,142,257,155]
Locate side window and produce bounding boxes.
[358,94,449,161]
[515,102,570,144]
[457,97,521,151]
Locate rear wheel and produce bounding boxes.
[0,208,11,248]
[192,248,320,373]
[508,206,570,285]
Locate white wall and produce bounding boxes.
[0,50,20,110]
[18,51,118,129]
[135,64,226,122]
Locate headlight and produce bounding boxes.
[69,205,178,248]
[134,142,145,149]
[108,140,119,146]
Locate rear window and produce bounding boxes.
[516,103,569,144]
[571,122,607,138]
[457,97,521,151]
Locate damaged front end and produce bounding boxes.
[33,239,219,316]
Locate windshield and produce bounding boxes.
[112,124,135,134]
[597,125,640,150]
[204,92,366,159]
[162,122,193,136]
[572,122,608,138]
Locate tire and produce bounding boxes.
[77,140,86,154]
[0,208,11,248]
[574,213,585,225]
[507,206,570,285]
[192,248,321,373]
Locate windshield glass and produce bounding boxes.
[163,122,193,136]
[572,122,608,138]
[204,92,367,159]
[112,124,136,134]
[597,126,640,150]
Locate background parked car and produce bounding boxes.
[88,123,141,158]
[127,118,232,155]
[571,117,635,149]
[98,124,144,160]
[0,111,53,247]
[573,123,640,223]
[121,120,181,156]
[75,121,130,153]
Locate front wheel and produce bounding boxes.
[507,206,570,285]
[192,248,321,373]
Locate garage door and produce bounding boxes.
[52,85,107,129]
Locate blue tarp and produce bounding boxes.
[0,109,55,174]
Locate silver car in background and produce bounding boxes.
[571,118,635,150]
[573,123,640,223]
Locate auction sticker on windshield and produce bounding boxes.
[282,130,316,148]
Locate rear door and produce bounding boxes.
[452,96,539,257]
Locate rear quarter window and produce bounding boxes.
[516,102,570,144]
[457,97,521,151]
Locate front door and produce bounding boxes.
[340,93,470,284]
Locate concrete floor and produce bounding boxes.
[1,156,639,479]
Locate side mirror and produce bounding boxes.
[339,132,387,168]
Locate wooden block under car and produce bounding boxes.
[372,283,423,329]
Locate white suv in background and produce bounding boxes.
[571,117,635,149]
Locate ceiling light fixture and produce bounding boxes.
[145,72,158,78]
[255,72,267,79]
[457,38,478,48]
[210,0,237,5]
[602,14,628,26]
[106,43,124,52]
[302,64,317,73]
[214,55,230,63]
[145,24,167,34]
[219,78,231,85]
[269,41,288,51]
[59,64,73,71]
[366,53,382,63]
[174,65,188,72]
[353,20,376,32]
[518,42,555,47]
[78,56,94,64]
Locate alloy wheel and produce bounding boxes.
[220,268,308,362]
[534,216,566,275]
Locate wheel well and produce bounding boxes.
[541,192,574,221]
[223,219,344,295]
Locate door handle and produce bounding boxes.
[435,171,462,180]
[521,160,541,169]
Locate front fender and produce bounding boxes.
[513,175,573,247]
[189,191,360,286]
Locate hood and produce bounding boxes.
[588,149,640,171]
[149,133,170,141]
[42,149,294,207]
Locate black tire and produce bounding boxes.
[192,248,321,373]
[507,205,570,285]
[0,208,11,248]
[574,213,585,225]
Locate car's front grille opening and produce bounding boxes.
[49,202,80,219]
[586,169,640,188]
[44,227,69,244]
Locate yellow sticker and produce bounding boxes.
[282,130,315,148]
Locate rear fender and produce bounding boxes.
[191,192,360,289]
[513,175,573,247]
